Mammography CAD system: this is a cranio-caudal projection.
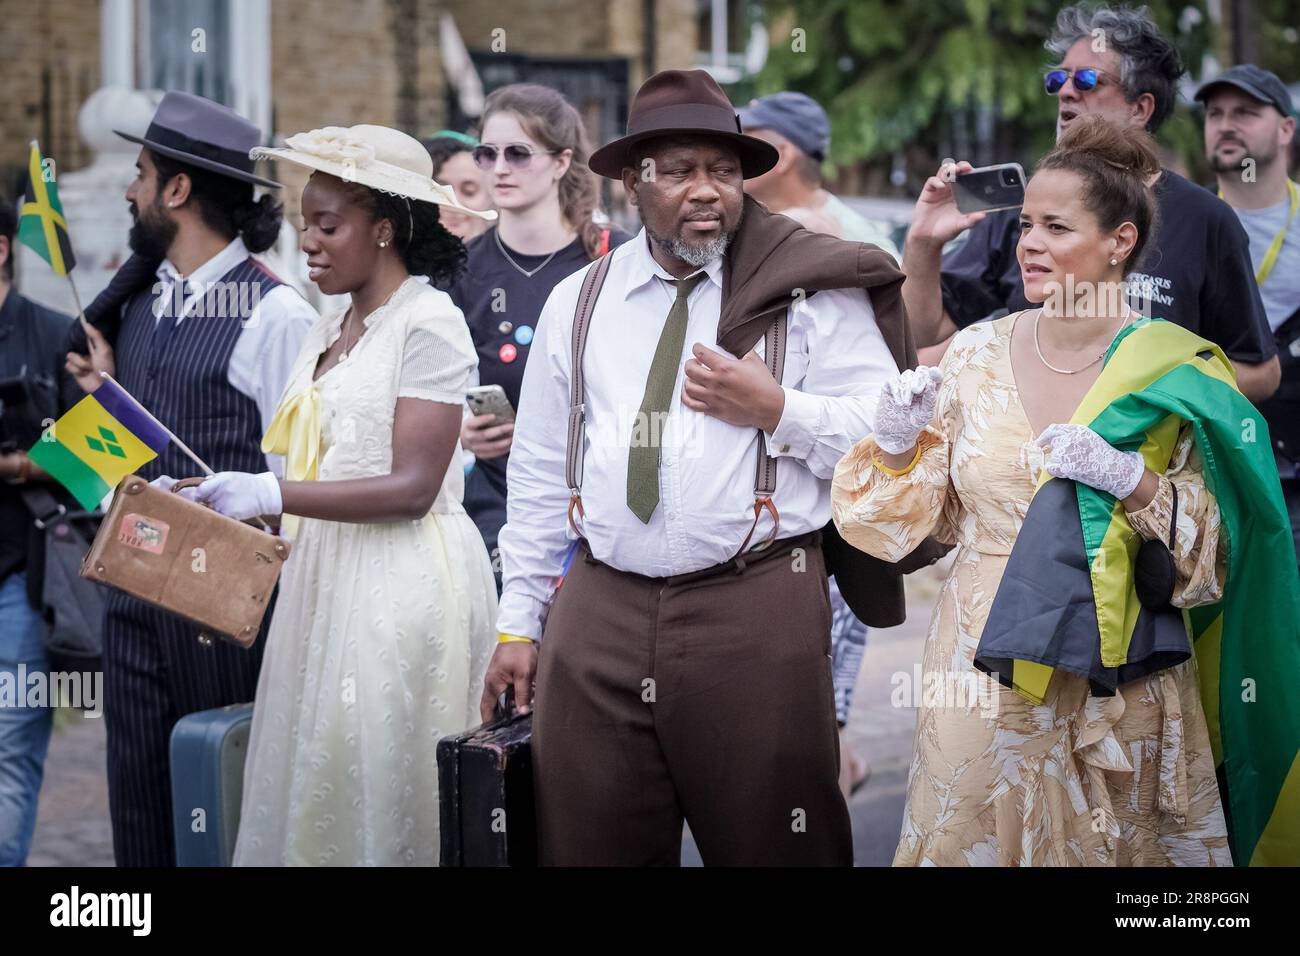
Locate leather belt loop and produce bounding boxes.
[733,495,780,559]
[567,493,586,538]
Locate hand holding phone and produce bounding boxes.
[952,163,1027,215]
[463,385,515,460]
[465,385,515,424]
[910,160,988,246]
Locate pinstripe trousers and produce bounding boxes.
[102,590,267,867]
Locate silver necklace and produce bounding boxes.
[338,281,407,362]
[1033,308,1133,374]
[337,309,358,361]
[495,228,561,278]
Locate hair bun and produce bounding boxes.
[1053,114,1161,180]
[1035,115,1162,277]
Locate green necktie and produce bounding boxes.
[626,271,707,523]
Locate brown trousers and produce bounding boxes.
[532,532,853,866]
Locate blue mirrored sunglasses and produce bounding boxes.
[1045,68,1100,94]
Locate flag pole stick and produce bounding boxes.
[66,272,89,324]
[98,371,214,476]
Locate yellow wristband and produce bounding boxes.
[871,442,923,476]
[497,633,535,644]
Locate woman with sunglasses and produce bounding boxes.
[447,84,627,581]
[167,124,500,865]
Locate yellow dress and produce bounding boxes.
[832,313,1232,866]
[233,278,497,866]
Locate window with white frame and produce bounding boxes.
[136,0,270,136]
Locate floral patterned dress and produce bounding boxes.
[831,313,1232,866]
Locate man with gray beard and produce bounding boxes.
[482,70,918,865]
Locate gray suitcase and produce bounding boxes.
[169,702,254,866]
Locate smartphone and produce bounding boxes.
[952,162,1027,214]
[465,384,515,424]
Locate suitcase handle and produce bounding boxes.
[171,476,209,494]
[164,474,284,535]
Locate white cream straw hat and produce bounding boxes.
[251,124,497,221]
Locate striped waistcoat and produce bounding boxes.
[115,258,282,482]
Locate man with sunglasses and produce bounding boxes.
[1197,65,1300,562]
[902,2,1280,402]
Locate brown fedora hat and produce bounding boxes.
[589,69,779,180]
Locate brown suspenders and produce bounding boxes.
[565,252,783,554]
[565,251,614,536]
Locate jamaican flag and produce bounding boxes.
[17,141,76,276]
[976,318,1300,866]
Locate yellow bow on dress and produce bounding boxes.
[261,387,321,537]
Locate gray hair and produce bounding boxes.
[1046,4,1185,132]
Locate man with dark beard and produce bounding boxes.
[64,91,315,866]
[481,70,918,865]
[1198,65,1300,564]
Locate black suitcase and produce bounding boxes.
[437,706,537,867]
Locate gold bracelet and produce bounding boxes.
[871,443,923,476]
[497,633,535,645]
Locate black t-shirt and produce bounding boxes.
[939,170,1277,363]
[0,290,82,601]
[444,226,629,495]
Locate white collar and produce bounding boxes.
[156,236,250,291]
[622,227,725,299]
[320,275,424,346]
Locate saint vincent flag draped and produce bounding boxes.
[976,318,1300,866]
[17,141,76,277]
[27,378,171,509]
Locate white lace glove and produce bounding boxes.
[874,366,944,455]
[149,475,178,491]
[1035,423,1146,499]
[181,471,283,521]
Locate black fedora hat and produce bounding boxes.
[589,69,779,180]
[115,91,281,189]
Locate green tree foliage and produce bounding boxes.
[1256,0,1300,83]
[755,0,1216,176]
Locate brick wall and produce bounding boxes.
[444,0,696,80]
[0,0,696,208]
[0,0,101,196]
[270,0,402,137]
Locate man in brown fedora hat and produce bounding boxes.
[482,69,926,866]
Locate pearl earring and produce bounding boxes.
[1110,257,1118,266]
[379,240,388,248]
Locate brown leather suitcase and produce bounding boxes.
[80,475,289,647]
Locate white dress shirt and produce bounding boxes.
[148,237,318,476]
[496,229,900,640]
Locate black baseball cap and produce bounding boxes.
[1195,64,1295,117]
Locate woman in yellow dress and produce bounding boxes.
[832,118,1232,866]
[173,125,499,865]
